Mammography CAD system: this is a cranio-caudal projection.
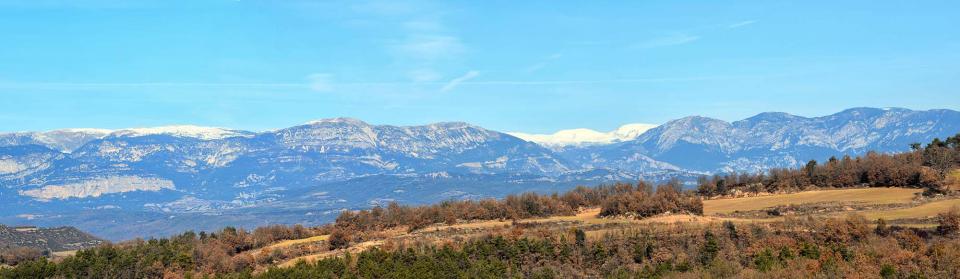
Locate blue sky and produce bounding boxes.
[1,1,958,133]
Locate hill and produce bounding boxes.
[0,225,103,252]
[1,108,958,241]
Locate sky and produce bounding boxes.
[1,0,958,133]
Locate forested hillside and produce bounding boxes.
[697,133,960,196]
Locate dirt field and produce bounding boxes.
[703,187,922,215]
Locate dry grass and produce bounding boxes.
[946,169,960,191]
[635,214,769,225]
[850,199,960,220]
[277,240,384,268]
[50,250,77,261]
[263,187,960,270]
[427,208,768,234]
[242,235,330,260]
[700,187,960,224]
[703,187,921,215]
[263,235,329,251]
[425,208,626,232]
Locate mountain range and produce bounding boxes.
[1,107,958,240]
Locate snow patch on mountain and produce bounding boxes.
[612,124,659,139]
[0,159,25,174]
[56,128,114,134]
[304,117,369,126]
[110,126,253,140]
[0,129,113,152]
[509,123,658,147]
[19,176,175,201]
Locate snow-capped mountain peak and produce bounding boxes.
[508,123,659,147]
[54,128,115,134]
[109,125,253,140]
[304,117,369,126]
[2,108,959,240]
[611,123,659,139]
[0,129,114,152]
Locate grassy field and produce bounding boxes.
[50,250,77,260]
[262,235,329,251]
[853,198,960,220]
[702,187,922,215]
[278,239,383,268]
[428,208,618,231]
[264,187,960,270]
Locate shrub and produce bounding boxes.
[937,206,960,236]
[0,247,43,266]
[875,218,890,236]
[700,231,719,265]
[575,229,586,248]
[753,248,776,272]
[799,242,820,260]
[880,264,897,279]
[328,229,352,250]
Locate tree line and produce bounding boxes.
[0,179,704,278]
[3,133,959,278]
[265,211,960,278]
[10,209,952,278]
[697,133,960,197]
[331,179,703,233]
[0,224,323,277]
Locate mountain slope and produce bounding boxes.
[0,225,103,252]
[0,129,112,153]
[508,123,657,148]
[0,119,585,238]
[569,108,960,172]
[0,108,957,240]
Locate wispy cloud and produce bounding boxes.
[727,20,757,29]
[633,34,700,49]
[306,73,334,92]
[352,0,420,15]
[393,35,464,62]
[349,1,467,84]
[454,75,760,86]
[0,82,307,90]
[441,71,479,92]
[402,19,445,32]
[526,53,563,73]
[407,68,443,82]
[0,74,777,91]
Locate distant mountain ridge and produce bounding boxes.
[0,107,957,240]
[0,126,253,153]
[619,107,960,172]
[507,123,658,148]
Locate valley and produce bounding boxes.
[40,185,938,277]
[2,108,959,241]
